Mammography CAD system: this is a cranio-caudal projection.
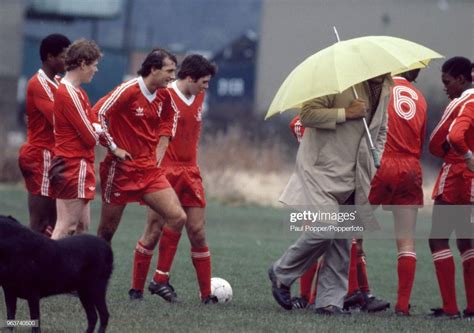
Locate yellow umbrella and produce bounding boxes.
[265,35,443,119]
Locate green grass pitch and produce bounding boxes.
[0,185,472,332]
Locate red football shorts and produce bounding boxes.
[369,155,423,207]
[49,156,96,200]
[100,158,171,205]
[432,162,474,204]
[162,165,206,208]
[18,144,53,197]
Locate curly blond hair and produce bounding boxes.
[65,38,102,71]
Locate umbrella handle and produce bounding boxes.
[370,146,381,169]
[353,86,380,168]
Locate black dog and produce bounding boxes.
[0,216,113,333]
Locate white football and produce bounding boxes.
[210,277,233,303]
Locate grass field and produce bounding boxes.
[0,184,473,332]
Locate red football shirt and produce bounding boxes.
[25,69,61,149]
[383,76,427,158]
[429,90,474,163]
[53,79,99,162]
[447,89,474,156]
[94,77,178,169]
[161,81,205,166]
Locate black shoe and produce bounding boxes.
[314,305,351,316]
[202,295,219,305]
[268,266,292,310]
[361,293,390,312]
[148,280,178,303]
[463,309,474,320]
[343,290,365,310]
[292,296,309,309]
[128,288,143,300]
[428,308,461,319]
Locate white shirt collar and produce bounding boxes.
[171,80,195,106]
[60,77,76,89]
[138,76,156,102]
[38,69,59,88]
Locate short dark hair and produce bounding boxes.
[399,68,420,82]
[442,56,472,82]
[177,54,217,81]
[137,48,177,77]
[65,39,102,71]
[40,34,71,62]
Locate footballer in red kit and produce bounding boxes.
[18,34,70,236]
[49,39,102,240]
[369,69,427,316]
[428,57,474,320]
[129,54,218,304]
[95,48,187,303]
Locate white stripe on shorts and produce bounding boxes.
[41,149,51,196]
[78,159,87,198]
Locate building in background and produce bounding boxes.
[207,30,258,128]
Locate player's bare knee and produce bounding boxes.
[175,209,187,227]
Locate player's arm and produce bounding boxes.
[157,90,179,139]
[429,121,451,158]
[447,104,474,159]
[156,136,170,167]
[300,94,366,130]
[94,87,132,160]
[33,90,55,124]
[155,91,178,166]
[61,88,99,148]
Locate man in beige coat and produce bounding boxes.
[269,75,393,314]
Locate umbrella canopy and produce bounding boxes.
[265,36,443,119]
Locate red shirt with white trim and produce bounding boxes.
[447,88,474,156]
[53,79,99,162]
[429,90,474,163]
[383,76,427,158]
[25,69,61,149]
[161,81,205,166]
[94,77,178,169]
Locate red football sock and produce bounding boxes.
[357,254,370,293]
[396,251,416,313]
[309,260,322,304]
[153,227,181,284]
[191,246,212,299]
[131,241,154,291]
[432,249,459,314]
[348,241,359,295]
[461,249,474,312]
[300,261,318,300]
